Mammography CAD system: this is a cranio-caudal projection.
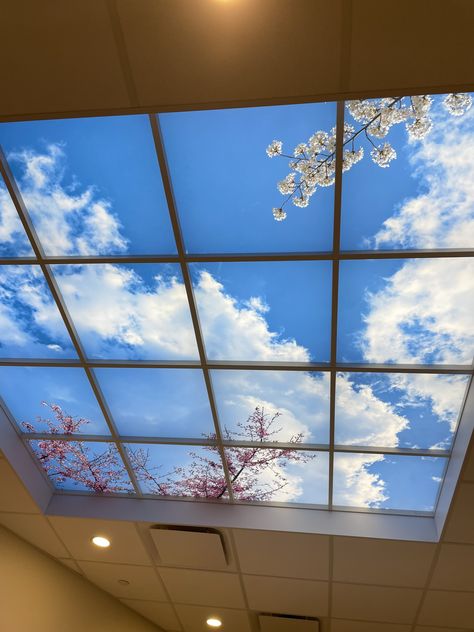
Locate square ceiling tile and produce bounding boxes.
[232,530,329,580]
[0,459,40,514]
[121,599,181,631]
[243,575,328,618]
[430,544,474,591]
[150,527,227,569]
[443,484,474,544]
[350,1,474,92]
[48,516,150,565]
[332,583,422,624]
[116,0,341,106]
[176,605,252,632]
[0,0,130,116]
[333,537,436,587]
[414,628,468,632]
[0,513,68,557]
[159,568,245,609]
[418,590,474,628]
[78,561,167,601]
[332,621,410,632]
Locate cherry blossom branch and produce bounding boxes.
[267,93,472,221]
[22,403,315,502]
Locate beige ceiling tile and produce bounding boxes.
[48,516,150,565]
[176,604,252,632]
[349,0,474,93]
[332,621,411,632]
[0,459,40,513]
[116,0,342,107]
[332,583,422,624]
[333,537,435,587]
[414,628,468,632]
[233,529,329,580]
[138,524,238,572]
[78,560,167,601]
[57,558,83,574]
[0,513,68,557]
[443,483,474,544]
[418,590,474,628]
[462,444,474,481]
[430,544,474,591]
[121,599,181,631]
[159,568,245,609]
[243,575,328,618]
[0,0,130,116]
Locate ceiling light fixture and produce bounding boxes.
[91,535,111,548]
[206,617,222,628]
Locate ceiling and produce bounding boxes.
[1,446,474,630]
[0,0,474,630]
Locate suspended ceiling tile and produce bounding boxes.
[175,604,252,632]
[242,575,328,618]
[333,537,436,588]
[414,627,469,632]
[57,558,83,574]
[150,527,227,570]
[443,484,474,544]
[232,530,330,581]
[349,0,474,93]
[332,583,422,625]
[0,459,40,514]
[116,0,342,107]
[121,599,182,631]
[159,568,245,610]
[417,590,474,628]
[48,516,150,565]
[78,560,167,601]
[430,544,474,591]
[259,615,320,632]
[332,621,410,632]
[0,513,68,557]
[0,0,131,116]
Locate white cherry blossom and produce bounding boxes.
[268,93,472,220]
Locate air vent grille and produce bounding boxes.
[149,525,227,569]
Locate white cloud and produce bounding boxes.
[196,271,309,362]
[0,181,31,255]
[0,266,72,356]
[333,453,388,507]
[362,258,474,366]
[335,375,408,447]
[7,145,127,255]
[53,263,198,359]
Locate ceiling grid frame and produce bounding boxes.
[0,91,471,518]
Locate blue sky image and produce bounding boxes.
[160,103,336,253]
[0,366,110,435]
[0,93,473,510]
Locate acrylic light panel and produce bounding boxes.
[0,92,473,517]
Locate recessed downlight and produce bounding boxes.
[206,617,222,628]
[91,535,111,548]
